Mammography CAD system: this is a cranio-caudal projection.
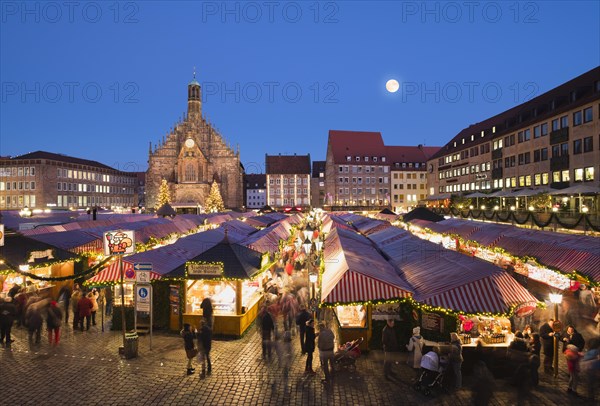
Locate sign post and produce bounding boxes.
[134,263,153,350]
[103,230,135,356]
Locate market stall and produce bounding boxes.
[173,235,272,337]
[321,225,413,351]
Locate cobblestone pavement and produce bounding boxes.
[1,321,596,406]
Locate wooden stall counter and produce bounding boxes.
[182,296,262,337]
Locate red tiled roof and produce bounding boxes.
[386,145,441,164]
[7,150,128,172]
[328,130,386,164]
[265,155,310,175]
[244,174,266,189]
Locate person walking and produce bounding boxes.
[382,318,399,380]
[197,319,212,378]
[281,330,293,389]
[88,289,99,326]
[317,321,335,384]
[304,318,316,374]
[406,326,424,373]
[71,287,82,330]
[0,297,16,347]
[200,297,214,328]
[260,306,275,362]
[57,284,71,324]
[539,319,555,374]
[580,338,599,402]
[77,291,93,332]
[46,300,63,346]
[449,332,464,390]
[180,323,197,375]
[471,360,495,406]
[26,305,43,345]
[529,333,542,387]
[296,306,311,355]
[105,286,113,316]
[565,344,582,395]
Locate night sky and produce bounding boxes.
[1,1,599,173]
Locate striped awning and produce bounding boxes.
[423,272,538,315]
[85,260,161,284]
[323,270,411,304]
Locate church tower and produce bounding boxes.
[188,69,202,121]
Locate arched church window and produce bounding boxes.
[184,163,197,182]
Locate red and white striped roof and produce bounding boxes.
[85,260,160,284]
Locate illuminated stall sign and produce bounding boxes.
[187,263,223,278]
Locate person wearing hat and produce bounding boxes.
[406,326,424,371]
[304,318,316,374]
[0,297,17,347]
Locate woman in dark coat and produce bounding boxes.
[562,325,585,352]
[197,319,212,377]
[46,301,63,346]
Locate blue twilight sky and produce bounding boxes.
[1,1,599,174]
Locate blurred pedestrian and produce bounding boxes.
[77,291,92,331]
[260,305,275,361]
[8,283,20,299]
[529,333,542,387]
[564,344,582,395]
[26,305,43,345]
[71,286,82,330]
[382,318,399,381]
[317,321,335,384]
[304,319,316,374]
[180,323,197,375]
[57,284,71,324]
[450,332,464,390]
[406,326,424,372]
[105,286,113,316]
[539,319,555,374]
[46,300,62,346]
[562,325,585,352]
[471,360,495,406]
[0,297,16,347]
[88,289,99,326]
[15,288,27,327]
[200,297,213,328]
[281,330,293,388]
[197,318,212,378]
[296,305,311,354]
[580,338,599,402]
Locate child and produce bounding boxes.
[181,323,197,375]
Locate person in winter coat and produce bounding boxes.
[304,318,316,374]
[26,305,43,345]
[197,319,213,378]
[565,344,582,395]
[580,338,600,402]
[539,319,555,373]
[201,297,214,328]
[471,360,495,406]
[0,297,17,347]
[260,307,275,361]
[382,319,399,380]
[295,306,311,355]
[88,289,99,326]
[14,289,27,327]
[180,323,197,375]
[77,292,93,331]
[46,301,63,346]
[57,284,71,324]
[71,288,82,329]
[317,321,335,384]
[406,326,424,371]
[449,332,464,390]
[562,325,585,352]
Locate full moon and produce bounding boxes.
[386,79,400,93]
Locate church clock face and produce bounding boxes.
[185,138,195,148]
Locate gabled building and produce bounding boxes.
[387,145,441,213]
[265,154,311,209]
[311,161,326,208]
[324,130,390,209]
[427,66,600,205]
[244,174,266,210]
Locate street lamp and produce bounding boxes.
[303,224,313,241]
[302,237,312,255]
[549,293,563,379]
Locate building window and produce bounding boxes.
[552,119,559,131]
[561,142,568,156]
[561,170,570,182]
[184,163,197,182]
[346,156,351,162]
[534,174,541,185]
[583,136,593,153]
[542,173,549,185]
[573,111,582,126]
[533,125,541,138]
[573,139,582,155]
[553,171,561,183]
[541,123,548,136]
[584,167,594,181]
[583,106,593,123]
[575,168,584,182]
[560,115,568,128]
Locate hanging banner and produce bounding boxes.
[103,230,135,256]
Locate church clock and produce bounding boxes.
[185,138,195,149]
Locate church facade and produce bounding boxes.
[146,77,244,210]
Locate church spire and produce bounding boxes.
[187,67,202,121]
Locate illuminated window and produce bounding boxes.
[574,168,584,182]
[585,167,594,181]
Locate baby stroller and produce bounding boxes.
[413,349,448,396]
[333,337,363,373]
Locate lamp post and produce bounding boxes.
[549,293,562,379]
[582,206,589,235]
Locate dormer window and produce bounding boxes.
[462,138,465,144]
[471,135,474,141]
[346,156,351,162]
[453,142,457,147]
[373,157,378,162]
[481,131,485,137]
[381,157,386,162]
[355,156,360,161]
[365,156,369,162]
[492,126,496,133]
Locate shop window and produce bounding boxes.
[584,167,594,181]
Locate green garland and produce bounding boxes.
[5,257,112,282]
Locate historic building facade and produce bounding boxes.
[265,154,311,209]
[427,66,600,205]
[244,174,266,209]
[146,77,243,210]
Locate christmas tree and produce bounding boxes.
[205,180,225,213]
[156,179,171,209]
